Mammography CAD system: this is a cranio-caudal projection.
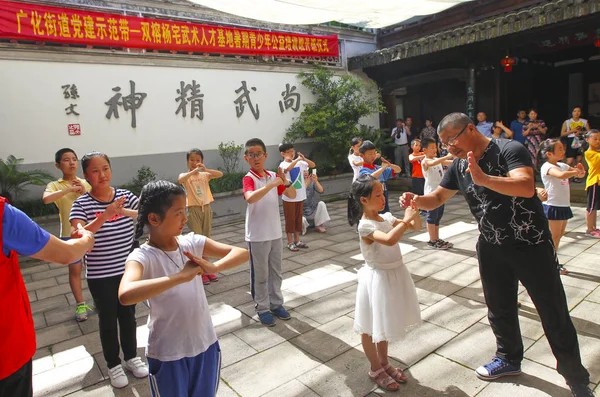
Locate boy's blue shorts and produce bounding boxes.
[148,341,221,397]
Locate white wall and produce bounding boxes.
[1,59,318,164]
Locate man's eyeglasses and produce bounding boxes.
[246,152,265,159]
[440,124,469,150]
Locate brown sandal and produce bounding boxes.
[383,363,408,383]
[369,368,400,391]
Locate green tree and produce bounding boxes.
[0,155,54,203]
[284,66,385,172]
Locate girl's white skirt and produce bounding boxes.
[353,262,421,343]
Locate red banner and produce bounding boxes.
[0,1,339,57]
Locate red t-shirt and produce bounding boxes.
[411,153,424,178]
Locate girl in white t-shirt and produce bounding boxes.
[537,139,585,275]
[118,180,249,397]
[348,137,364,182]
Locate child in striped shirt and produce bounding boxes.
[70,152,148,389]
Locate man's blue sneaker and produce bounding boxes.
[270,306,291,320]
[569,383,595,397]
[258,311,276,327]
[475,357,521,380]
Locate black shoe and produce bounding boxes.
[569,383,595,397]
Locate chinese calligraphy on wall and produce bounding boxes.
[72,79,304,128]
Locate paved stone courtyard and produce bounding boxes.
[24,193,600,397]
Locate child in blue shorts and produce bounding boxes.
[119,181,249,397]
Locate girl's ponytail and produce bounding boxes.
[347,174,377,226]
[536,138,559,170]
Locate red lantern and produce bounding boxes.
[501,56,516,72]
[595,38,600,48]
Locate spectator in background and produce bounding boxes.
[523,109,548,163]
[492,121,513,139]
[420,119,437,141]
[476,112,494,138]
[510,109,527,144]
[390,119,411,177]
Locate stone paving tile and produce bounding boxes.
[437,323,534,371]
[32,348,54,376]
[221,341,320,397]
[33,312,47,330]
[36,321,82,349]
[32,356,104,397]
[260,379,319,397]
[415,278,465,306]
[65,376,151,397]
[25,277,58,292]
[394,353,488,396]
[289,316,361,362]
[292,260,346,279]
[205,271,251,295]
[207,285,254,308]
[429,262,481,287]
[587,286,600,304]
[559,266,600,291]
[404,260,446,278]
[568,300,600,338]
[219,333,258,368]
[233,313,316,352]
[386,321,457,366]
[421,296,487,333]
[293,290,356,325]
[286,268,358,301]
[37,282,77,300]
[296,348,377,397]
[31,267,69,281]
[518,284,590,311]
[287,248,339,266]
[66,288,93,306]
[21,263,51,276]
[211,302,256,337]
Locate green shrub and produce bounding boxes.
[218,141,244,174]
[209,172,245,194]
[0,155,54,203]
[284,65,385,172]
[15,199,59,218]
[120,166,157,196]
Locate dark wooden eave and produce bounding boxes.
[349,0,600,70]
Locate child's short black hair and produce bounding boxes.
[55,148,76,164]
[351,137,362,146]
[278,142,294,152]
[587,129,600,139]
[421,138,437,149]
[245,138,266,154]
[186,149,203,161]
[359,140,377,154]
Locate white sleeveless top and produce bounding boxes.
[565,118,587,138]
[423,159,445,195]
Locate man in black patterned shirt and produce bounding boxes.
[400,113,592,397]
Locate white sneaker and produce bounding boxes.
[123,357,149,378]
[108,364,128,388]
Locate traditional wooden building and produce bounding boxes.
[349,0,600,135]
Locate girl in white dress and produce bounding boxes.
[348,174,422,391]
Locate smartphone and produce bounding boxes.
[312,169,317,176]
